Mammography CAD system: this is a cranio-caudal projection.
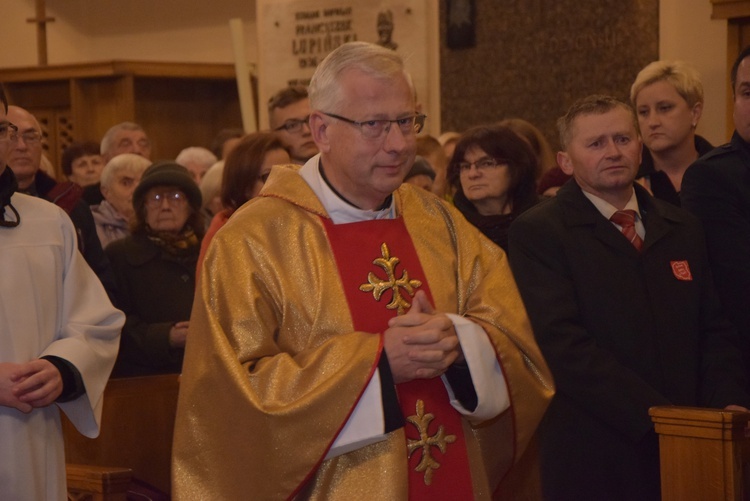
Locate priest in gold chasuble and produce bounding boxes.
[173,42,553,500]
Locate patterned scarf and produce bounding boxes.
[146,226,199,256]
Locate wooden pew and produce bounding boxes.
[63,374,180,498]
[650,406,750,500]
[65,464,132,501]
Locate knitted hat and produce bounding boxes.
[132,161,202,211]
[404,155,436,182]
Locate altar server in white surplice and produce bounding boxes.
[0,84,124,501]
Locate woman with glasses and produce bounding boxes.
[196,132,290,275]
[105,162,204,377]
[448,124,539,252]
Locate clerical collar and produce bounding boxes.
[318,160,392,211]
[0,166,21,228]
[298,155,396,224]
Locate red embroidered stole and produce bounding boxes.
[322,216,474,499]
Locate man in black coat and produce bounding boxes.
[508,95,749,500]
[682,45,750,390]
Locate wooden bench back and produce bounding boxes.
[63,374,180,495]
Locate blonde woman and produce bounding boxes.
[631,60,711,206]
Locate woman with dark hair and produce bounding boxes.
[61,141,105,187]
[106,162,204,377]
[196,132,290,273]
[449,124,539,251]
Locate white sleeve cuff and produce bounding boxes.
[325,368,387,459]
[443,314,510,421]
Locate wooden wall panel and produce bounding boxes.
[439,0,658,150]
[0,62,241,177]
[134,78,241,161]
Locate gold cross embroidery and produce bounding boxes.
[406,399,457,485]
[359,243,422,315]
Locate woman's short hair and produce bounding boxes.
[100,153,151,189]
[175,146,217,171]
[630,60,704,108]
[199,160,225,212]
[61,141,101,176]
[448,124,539,215]
[221,132,287,211]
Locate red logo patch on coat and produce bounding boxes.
[670,260,692,281]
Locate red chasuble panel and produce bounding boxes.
[322,216,473,500]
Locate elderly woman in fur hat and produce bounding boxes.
[106,162,204,377]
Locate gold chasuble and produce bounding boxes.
[173,164,554,500]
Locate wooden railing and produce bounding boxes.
[650,406,750,500]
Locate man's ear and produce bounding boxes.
[309,112,330,153]
[558,151,574,176]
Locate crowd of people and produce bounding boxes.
[4,39,750,500]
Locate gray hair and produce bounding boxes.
[199,160,224,211]
[101,122,145,157]
[175,146,217,170]
[100,153,151,189]
[308,41,415,113]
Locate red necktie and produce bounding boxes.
[610,210,643,252]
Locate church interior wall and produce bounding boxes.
[1,0,730,151]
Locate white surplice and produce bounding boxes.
[0,193,123,501]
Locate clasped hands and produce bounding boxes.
[0,360,63,413]
[384,291,465,384]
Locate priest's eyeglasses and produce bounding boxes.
[0,122,18,142]
[322,112,426,139]
[145,190,188,208]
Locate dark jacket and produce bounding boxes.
[82,181,105,206]
[508,180,748,500]
[682,131,750,390]
[106,233,198,377]
[452,189,515,252]
[636,134,714,206]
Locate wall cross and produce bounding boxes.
[26,0,56,65]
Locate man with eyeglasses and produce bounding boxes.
[6,105,118,303]
[268,85,319,164]
[174,41,553,499]
[0,86,123,500]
